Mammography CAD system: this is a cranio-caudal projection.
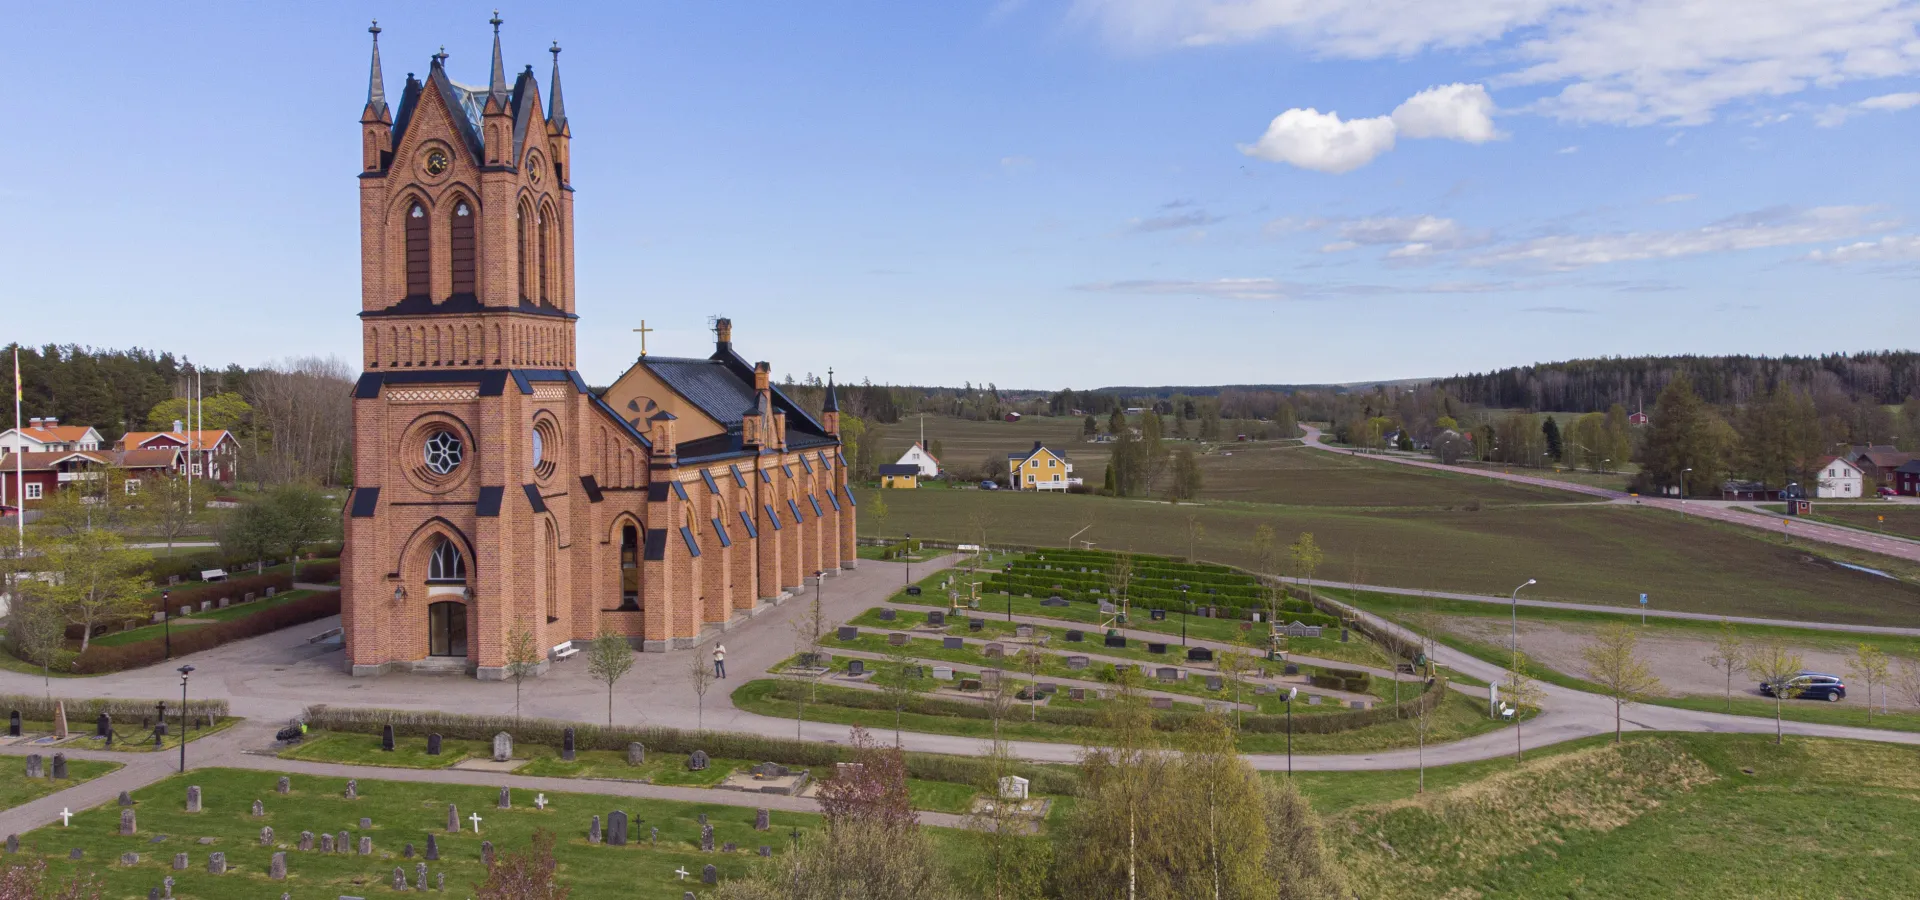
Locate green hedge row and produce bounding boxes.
[0,693,229,723]
[302,704,1081,796]
[877,539,924,561]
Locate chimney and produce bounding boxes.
[714,318,733,351]
[173,420,184,434]
[43,418,56,429]
[754,362,770,393]
[27,417,42,429]
[1033,441,1043,453]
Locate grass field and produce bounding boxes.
[0,758,121,809]
[12,716,242,753]
[863,488,1920,626]
[93,590,321,647]
[13,768,822,900]
[1326,733,1920,898]
[1797,504,1920,540]
[1196,442,1589,507]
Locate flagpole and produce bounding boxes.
[14,347,24,552]
[184,365,193,512]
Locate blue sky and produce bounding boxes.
[7,2,1920,389]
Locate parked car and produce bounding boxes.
[979,480,999,490]
[1878,486,1898,498]
[1759,671,1846,701]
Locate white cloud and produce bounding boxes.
[1468,205,1892,270]
[1817,91,1920,127]
[1558,145,1580,154]
[1238,107,1397,173]
[1319,240,1359,253]
[1000,155,1036,171]
[1074,0,1920,126]
[1125,209,1225,232]
[1806,234,1920,262]
[1241,84,1498,173]
[1075,277,1294,301]
[1388,242,1436,258]
[1337,215,1468,246]
[1654,193,1699,204]
[1391,83,1503,142]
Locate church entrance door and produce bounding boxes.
[428,601,469,657]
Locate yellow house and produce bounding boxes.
[1007,441,1073,491]
[878,464,920,489]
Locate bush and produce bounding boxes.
[0,693,228,722]
[146,572,295,616]
[302,704,1081,796]
[71,590,340,674]
[878,539,923,560]
[300,560,341,584]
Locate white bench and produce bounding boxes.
[200,568,228,582]
[551,642,579,662]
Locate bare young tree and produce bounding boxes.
[1747,639,1807,745]
[504,627,542,725]
[880,641,929,742]
[1846,643,1890,724]
[586,629,634,727]
[1703,620,1747,713]
[1580,624,1663,742]
[246,356,354,486]
[473,828,570,900]
[1501,652,1544,762]
[688,643,716,732]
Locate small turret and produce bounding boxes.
[821,369,840,437]
[360,21,392,173]
[482,11,513,165]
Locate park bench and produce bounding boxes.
[551,642,579,662]
[200,568,228,582]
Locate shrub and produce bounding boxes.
[1308,667,1372,693]
[71,590,340,674]
[146,572,295,616]
[0,693,228,722]
[300,560,341,584]
[878,539,923,560]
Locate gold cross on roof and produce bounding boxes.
[633,321,655,356]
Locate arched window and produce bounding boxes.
[516,205,530,301]
[537,211,552,304]
[619,524,641,611]
[404,202,430,297]
[427,535,466,582]
[450,200,476,296]
[544,520,560,623]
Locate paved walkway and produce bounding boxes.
[1299,424,1920,562]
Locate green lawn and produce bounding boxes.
[1327,733,1920,898]
[282,731,754,788]
[1797,504,1920,540]
[0,758,122,808]
[1196,441,1592,507]
[13,768,824,900]
[92,590,320,647]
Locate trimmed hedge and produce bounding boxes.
[299,560,341,584]
[1308,667,1372,693]
[147,573,295,616]
[0,693,229,722]
[71,590,340,674]
[877,539,924,560]
[302,705,1081,796]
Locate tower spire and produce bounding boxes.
[488,10,509,102]
[823,368,839,413]
[547,41,568,129]
[364,20,388,118]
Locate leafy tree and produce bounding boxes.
[867,492,890,535]
[1182,514,1206,563]
[1396,429,1414,451]
[38,528,150,653]
[1541,415,1563,460]
[1107,407,1126,435]
[504,627,542,724]
[1101,463,1116,494]
[5,590,74,696]
[261,483,336,580]
[1846,643,1890,725]
[585,629,634,726]
[1289,533,1324,587]
[1642,373,1737,495]
[145,392,251,432]
[136,474,197,554]
[217,499,282,574]
[1580,624,1663,742]
[1167,447,1202,502]
[1746,639,1806,744]
[816,727,917,831]
[473,828,570,900]
[927,439,943,463]
[713,814,950,900]
[1703,621,1747,713]
[1083,414,1098,436]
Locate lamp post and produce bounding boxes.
[1509,579,1536,673]
[1680,467,1692,501]
[1178,584,1190,646]
[154,700,166,748]
[903,533,912,587]
[176,665,194,773]
[1284,686,1297,775]
[162,590,172,660]
[1004,564,1014,622]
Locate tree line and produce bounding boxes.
[1434,350,1920,412]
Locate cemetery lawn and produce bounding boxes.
[14,717,242,753]
[13,767,828,900]
[861,490,1920,627]
[1323,733,1920,898]
[92,590,321,648]
[0,758,122,808]
[730,679,1507,754]
[283,732,746,787]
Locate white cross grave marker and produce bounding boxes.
[674,866,690,880]
[534,793,547,810]
[60,808,72,827]
[469,812,483,834]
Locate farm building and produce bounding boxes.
[878,464,921,489]
[893,441,940,478]
[1007,441,1074,491]
[1813,456,1863,499]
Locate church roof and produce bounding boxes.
[641,357,760,428]
[389,48,544,170]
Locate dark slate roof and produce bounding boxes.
[389,54,544,170]
[642,357,761,427]
[878,464,920,476]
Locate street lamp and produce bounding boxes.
[1681,467,1692,501]
[1178,584,1190,647]
[1509,579,1536,673]
[1285,686,1297,775]
[161,590,172,660]
[1004,564,1014,621]
[903,533,912,587]
[176,665,195,773]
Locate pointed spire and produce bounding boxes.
[823,369,839,413]
[488,10,509,102]
[547,41,568,128]
[365,21,389,118]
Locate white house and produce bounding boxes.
[1814,455,1864,499]
[894,441,941,478]
[0,417,103,453]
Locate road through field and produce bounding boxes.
[1299,424,1920,563]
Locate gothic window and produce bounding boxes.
[516,205,530,301]
[619,524,641,611]
[544,520,560,623]
[427,536,466,582]
[450,200,476,295]
[537,211,552,304]
[404,202,430,297]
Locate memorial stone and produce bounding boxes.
[1187,647,1214,662]
[270,852,287,880]
[836,626,859,641]
[50,754,66,780]
[252,800,264,817]
[336,831,349,853]
[847,660,865,676]
[119,853,139,866]
[760,846,772,857]
[877,608,896,621]
[607,811,629,846]
[688,750,710,771]
[1105,634,1127,649]
[588,816,600,844]
[702,865,717,885]
[320,834,334,853]
[498,787,511,809]
[438,873,445,891]
[1065,629,1083,642]
[277,776,290,794]
[887,632,907,646]
[52,701,67,738]
[1206,676,1224,691]
[932,666,953,680]
[382,725,395,752]
[26,755,43,779]
[120,809,136,836]
[3,835,13,854]
[562,727,576,761]
[359,837,372,856]
[360,818,371,830]
[447,804,459,832]
[481,842,494,866]
[185,786,201,812]
[261,827,274,846]
[7,711,18,737]
[299,832,313,851]
[492,733,513,762]
[425,834,438,860]
[926,611,945,626]
[1065,656,1089,670]
[207,852,226,874]
[1151,697,1173,709]
[1069,687,1086,701]
[172,853,187,870]
[344,780,357,800]
[701,825,714,852]
[755,808,770,830]
[97,713,111,738]
[969,619,984,632]
[1148,642,1167,655]
[68,849,81,860]
[1157,667,1178,682]
[416,862,428,890]
[392,868,406,890]
[627,742,645,766]
[942,637,964,650]
[427,734,442,756]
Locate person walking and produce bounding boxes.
[713,643,727,679]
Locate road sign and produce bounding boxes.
[1639,592,1648,625]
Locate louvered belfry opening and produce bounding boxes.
[450,200,476,295]
[404,203,430,297]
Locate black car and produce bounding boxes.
[1759,671,1846,702]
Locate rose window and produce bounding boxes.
[423,430,463,475]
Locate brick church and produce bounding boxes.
[340,19,855,678]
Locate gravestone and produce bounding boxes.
[588,816,600,844]
[701,825,714,852]
[968,619,984,632]
[760,846,772,857]
[1351,700,1368,710]
[562,727,576,761]
[1105,635,1127,649]
[698,813,708,826]
[7,711,18,737]
[446,804,459,832]
[998,775,1029,799]
[425,834,439,860]
[426,734,443,756]
[68,849,81,860]
[628,742,646,766]
[270,852,286,880]
[252,800,264,817]
[185,786,201,812]
[320,834,334,853]
[3,835,13,854]
[116,791,135,807]
[1254,685,1274,696]
[118,853,139,866]
[752,762,791,778]
[498,787,511,809]
[416,862,428,890]
[392,868,406,890]
[847,660,865,676]
[382,725,395,751]
[1069,687,1087,701]
[983,643,1004,658]
[1307,696,1322,706]
[1157,667,1178,682]
[960,678,982,691]
[755,808,770,831]
[1150,609,1166,621]
[1148,643,1167,655]
[481,842,494,866]
[688,750,710,771]
[1014,624,1033,638]
[905,665,924,679]
[206,852,226,874]
[1187,647,1214,662]
[359,837,372,856]
[218,598,229,609]
[1205,676,1224,691]
[942,637,964,650]
[1065,630,1084,642]
[120,809,136,836]
[1283,664,1300,676]
[343,780,357,800]
[438,873,446,891]
[492,733,513,762]
[1038,682,1059,694]
[702,865,717,885]
[932,666,953,681]
[50,755,66,779]
[1065,656,1089,670]
[836,626,859,641]
[926,611,945,626]
[25,755,42,779]
[261,827,274,846]
[980,670,1002,687]
[1041,597,1069,608]
[337,831,350,853]
[651,827,659,844]
[52,701,67,738]
[887,632,908,646]
[298,832,313,851]
[97,713,111,738]
[172,852,187,869]
[277,776,290,794]
[1150,697,1173,709]
[607,811,629,845]
[905,586,922,596]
